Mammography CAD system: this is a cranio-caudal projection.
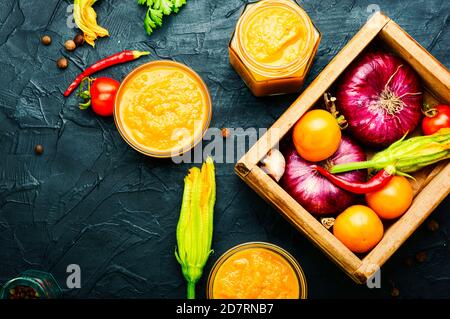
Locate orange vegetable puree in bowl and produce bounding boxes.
[114,60,211,157]
[208,243,307,299]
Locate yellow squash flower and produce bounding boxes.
[175,157,216,299]
[74,0,109,47]
[331,129,450,175]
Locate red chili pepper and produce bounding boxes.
[63,50,150,97]
[313,165,395,194]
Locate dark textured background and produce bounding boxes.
[0,0,449,299]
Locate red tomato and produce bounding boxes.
[90,77,120,117]
[422,105,450,135]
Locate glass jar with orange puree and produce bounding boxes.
[229,0,321,96]
[207,242,307,299]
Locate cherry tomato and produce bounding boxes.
[422,105,450,135]
[333,205,384,253]
[366,176,413,220]
[292,110,341,162]
[90,77,120,117]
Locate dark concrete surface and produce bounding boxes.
[0,0,448,298]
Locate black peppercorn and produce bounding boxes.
[65,39,76,52]
[41,35,52,45]
[404,257,414,267]
[34,144,44,155]
[221,128,230,138]
[391,287,400,297]
[415,251,427,263]
[73,34,85,47]
[57,57,68,69]
[427,219,439,232]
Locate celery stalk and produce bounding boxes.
[175,157,215,299]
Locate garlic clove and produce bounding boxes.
[260,148,286,182]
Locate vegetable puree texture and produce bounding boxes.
[212,248,300,299]
[242,6,307,67]
[117,63,209,154]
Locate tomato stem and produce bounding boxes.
[324,93,348,130]
[79,100,91,110]
[422,103,437,118]
[77,77,94,110]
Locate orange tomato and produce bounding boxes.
[333,205,384,253]
[366,176,413,220]
[292,110,341,162]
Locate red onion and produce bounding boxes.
[336,52,422,148]
[281,136,367,216]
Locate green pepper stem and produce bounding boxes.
[330,160,375,174]
[187,281,196,299]
[133,51,150,59]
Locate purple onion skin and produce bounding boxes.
[336,52,422,148]
[281,136,367,216]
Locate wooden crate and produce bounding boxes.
[235,12,450,284]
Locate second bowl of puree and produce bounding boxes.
[114,60,212,158]
[207,242,307,299]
